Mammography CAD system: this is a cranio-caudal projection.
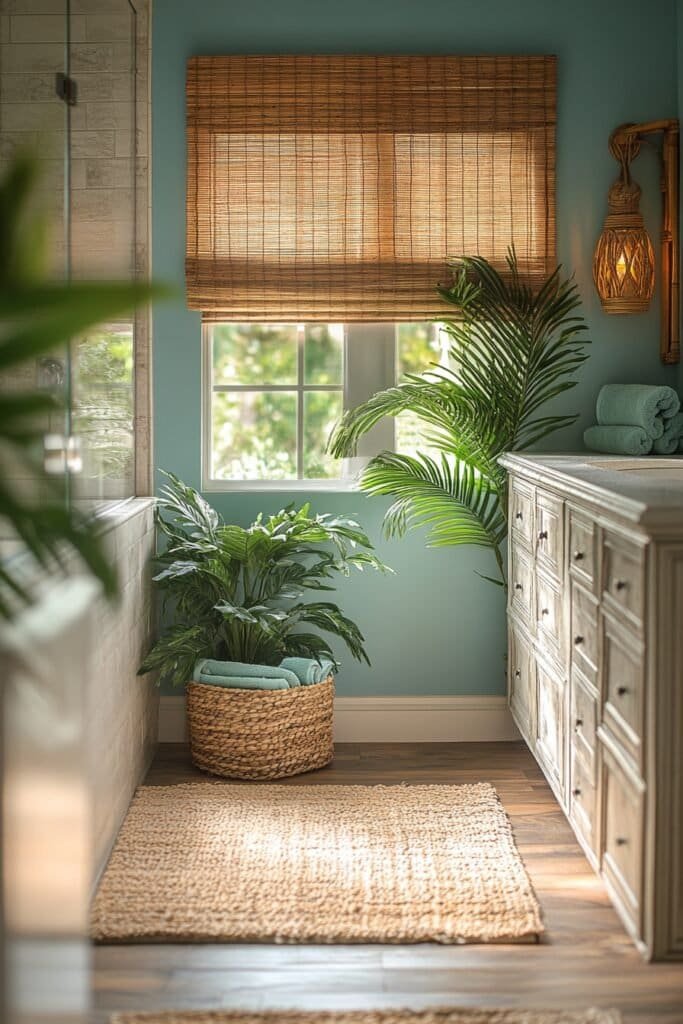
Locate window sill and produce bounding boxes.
[202,478,361,494]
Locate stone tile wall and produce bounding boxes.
[88,497,158,880]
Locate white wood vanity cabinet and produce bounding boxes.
[500,453,683,961]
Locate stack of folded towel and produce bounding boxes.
[192,657,336,690]
[584,385,683,456]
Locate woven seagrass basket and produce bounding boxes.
[186,675,335,780]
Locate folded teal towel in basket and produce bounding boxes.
[596,384,680,439]
[193,659,300,688]
[279,656,336,685]
[583,424,653,456]
[654,412,683,454]
[195,673,292,690]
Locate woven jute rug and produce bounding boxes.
[111,1011,621,1024]
[92,781,543,944]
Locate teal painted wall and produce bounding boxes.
[152,0,678,697]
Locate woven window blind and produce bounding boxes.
[186,55,556,321]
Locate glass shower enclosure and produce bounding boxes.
[0,0,139,520]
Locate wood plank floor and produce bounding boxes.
[92,742,683,1024]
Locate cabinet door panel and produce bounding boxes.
[536,492,563,580]
[570,666,598,773]
[509,624,534,741]
[510,540,533,630]
[568,509,596,592]
[602,531,645,629]
[571,581,599,684]
[536,570,563,666]
[536,665,565,797]
[602,747,644,930]
[570,744,598,858]
[602,615,644,767]
[511,477,534,547]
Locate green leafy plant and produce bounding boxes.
[139,473,392,685]
[329,250,589,586]
[0,153,165,617]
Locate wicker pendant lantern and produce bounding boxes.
[593,130,655,313]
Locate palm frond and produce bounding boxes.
[328,248,589,587]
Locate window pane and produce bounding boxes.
[71,324,134,498]
[304,323,344,385]
[304,391,344,478]
[212,323,298,386]
[397,321,442,378]
[212,391,297,479]
[396,321,447,458]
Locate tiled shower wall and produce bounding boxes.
[88,498,158,879]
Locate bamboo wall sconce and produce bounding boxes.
[593,119,680,365]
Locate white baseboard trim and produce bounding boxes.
[158,694,519,743]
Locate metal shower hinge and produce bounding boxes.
[55,72,78,106]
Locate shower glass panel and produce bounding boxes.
[0,0,138,533]
[69,0,137,506]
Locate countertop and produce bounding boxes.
[499,453,683,531]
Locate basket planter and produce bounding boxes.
[187,675,335,780]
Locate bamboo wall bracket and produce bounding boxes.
[597,119,679,365]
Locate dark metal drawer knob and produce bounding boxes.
[572,788,581,797]
[573,550,584,561]
[514,582,523,590]
[574,635,584,646]
[575,718,583,729]
[538,530,548,540]
[514,669,521,678]
[541,607,550,616]
[515,511,523,520]
[616,837,628,846]
[615,579,628,591]
[617,686,629,697]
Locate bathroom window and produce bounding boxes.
[203,321,449,489]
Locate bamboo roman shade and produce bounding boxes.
[186,55,556,321]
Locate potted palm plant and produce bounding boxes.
[329,250,590,587]
[140,473,390,778]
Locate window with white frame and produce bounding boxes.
[203,322,450,488]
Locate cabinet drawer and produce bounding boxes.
[602,532,645,628]
[570,667,598,772]
[536,570,563,665]
[602,615,644,765]
[536,492,563,580]
[570,745,598,856]
[570,582,599,683]
[536,664,565,796]
[602,748,644,925]
[510,540,533,629]
[509,625,534,739]
[568,510,596,592]
[511,477,534,547]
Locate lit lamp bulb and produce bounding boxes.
[593,177,655,313]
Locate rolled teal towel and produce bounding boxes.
[654,412,683,454]
[196,673,291,690]
[596,385,680,439]
[279,656,336,685]
[193,658,300,688]
[583,425,653,456]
